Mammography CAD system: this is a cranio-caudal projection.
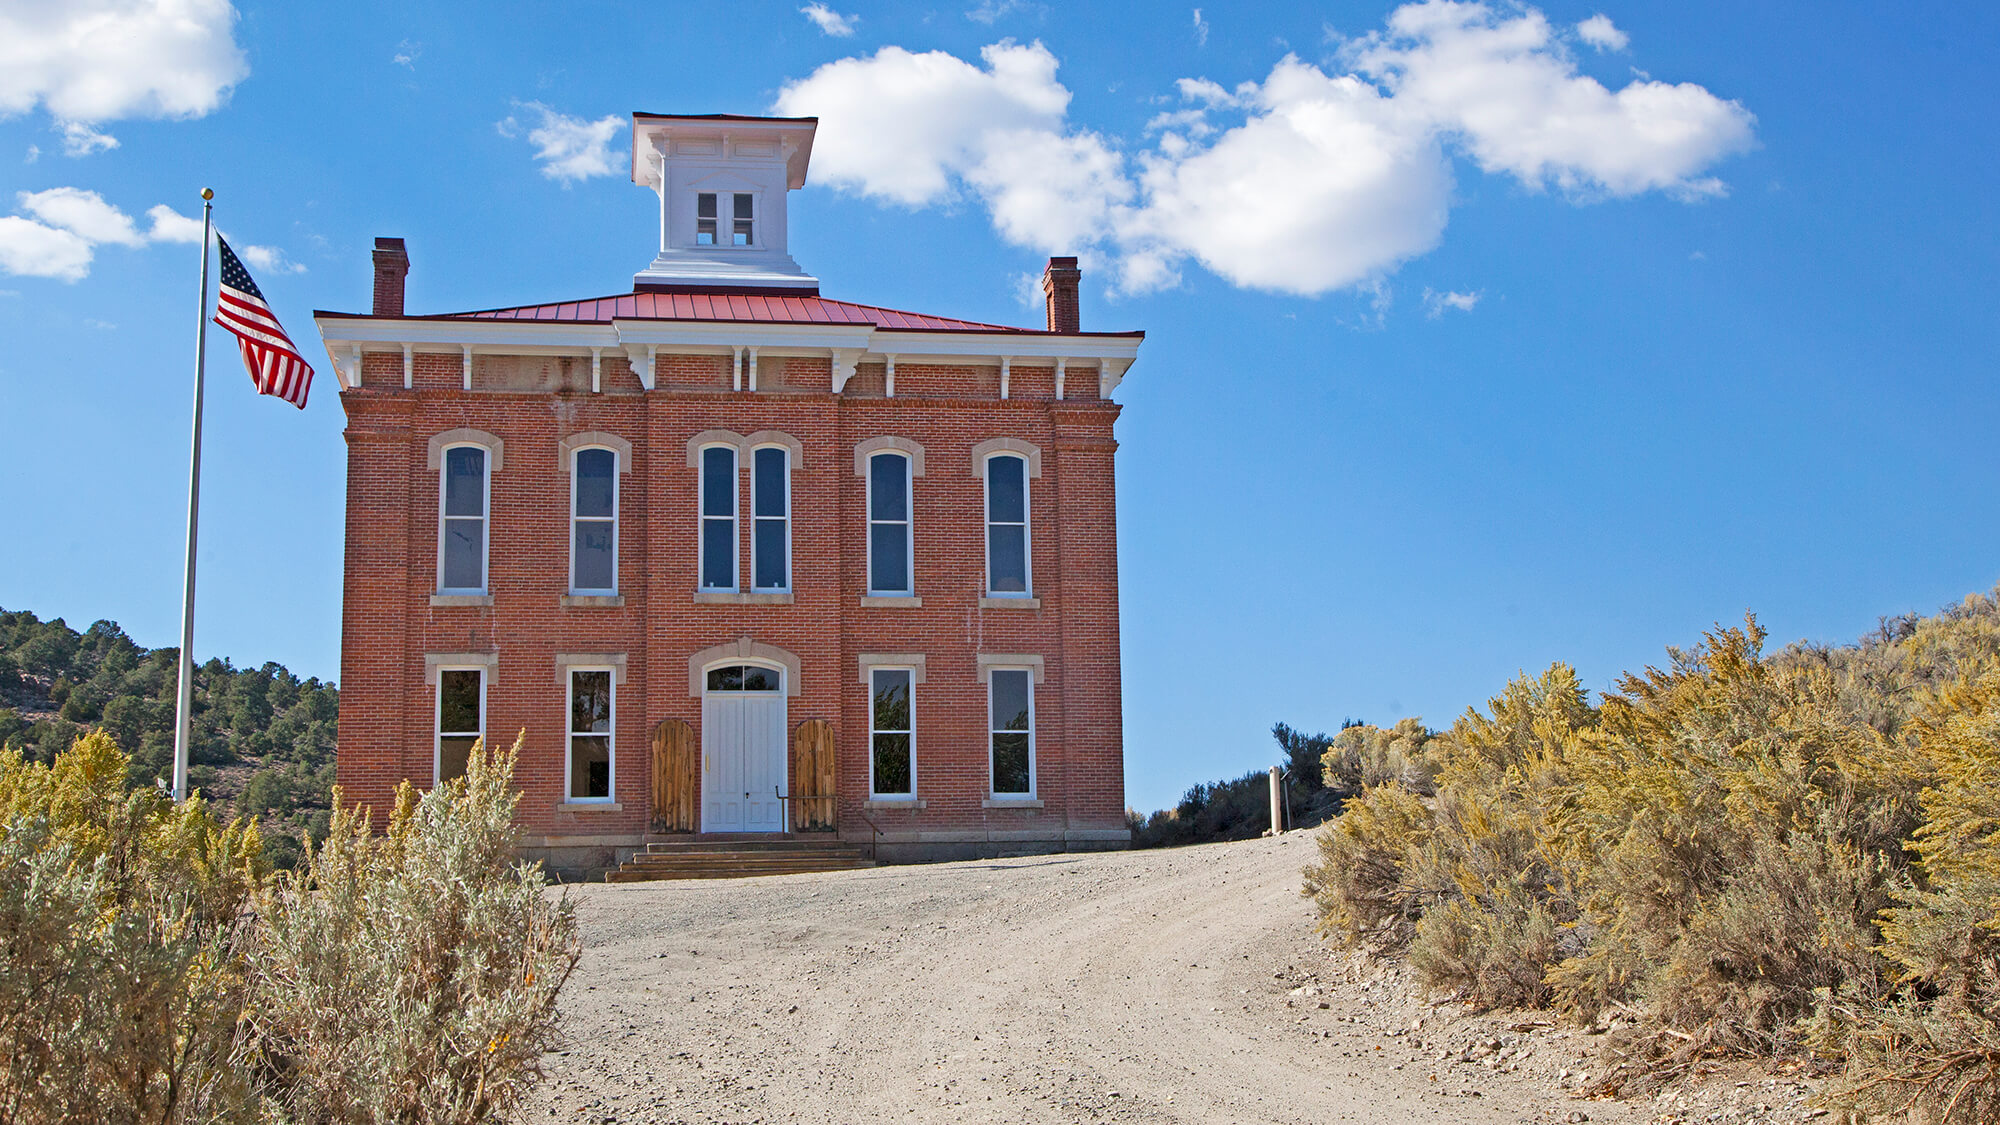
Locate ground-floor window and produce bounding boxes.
[568,668,614,800]
[870,668,913,796]
[436,667,483,784]
[989,668,1034,796]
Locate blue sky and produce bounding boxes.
[1,1,1995,811]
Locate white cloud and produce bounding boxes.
[19,187,145,245]
[777,1,1754,299]
[1192,9,1209,47]
[392,39,420,69]
[1423,287,1480,316]
[0,0,247,124]
[83,318,115,329]
[240,243,305,274]
[1576,14,1629,52]
[1347,3,1753,197]
[58,121,118,156]
[145,203,205,243]
[502,102,624,184]
[801,3,858,37]
[966,0,1033,25]
[23,144,38,163]
[0,217,93,280]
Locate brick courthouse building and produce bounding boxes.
[315,114,1143,869]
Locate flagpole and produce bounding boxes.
[171,188,214,804]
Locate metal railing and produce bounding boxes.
[771,788,879,861]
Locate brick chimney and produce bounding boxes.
[372,237,410,316]
[1041,256,1080,334]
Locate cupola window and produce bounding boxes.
[696,192,754,247]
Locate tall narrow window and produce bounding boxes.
[440,445,487,592]
[435,668,483,784]
[696,192,717,245]
[568,669,613,801]
[867,452,911,595]
[732,193,754,245]
[700,444,736,590]
[571,448,616,594]
[989,669,1034,796]
[753,446,788,591]
[985,454,1029,596]
[870,668,913,797]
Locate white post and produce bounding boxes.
[1268,767,1284,836]
[171,190,214,803]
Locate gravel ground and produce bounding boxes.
[527,834,1824,1124]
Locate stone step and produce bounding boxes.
[644,837,850,853]
[625,853,868,867]
[606,857,876,883]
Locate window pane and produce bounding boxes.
[869,524,908,593]
[872,733,911,795]
[872,669,911,732]
[733,193,753,219]
[442,518,483,590]
[707,665,743,692]
[697,193,717,218]
[443,447,485,517]
[868,453,907,521]
[439,669,480,733]
[439,736,476,783]
[574,449,614,517]
[754,448,787,517]
[986,455,1024,523]
[696,221,716,245]
[570,670,611,733]
[991,670,1030,732]
[732,221,752,246]
[992,733,1031,794]
[988,525,1027,593]
[740,665,781,692]
[701,519,734,589]
[570,735,610,799]
[701,446,735,515]
[754,520,787,589]
[573,520,614,591]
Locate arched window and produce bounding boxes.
[752,445,790,591]
[570,447,617,594]
[704,663,784,692]
[438,445,488,593]
[867,451,912,595]
[984,453,1030,597]
[699,443,737,591]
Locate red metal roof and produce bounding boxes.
[438,291,1037,333]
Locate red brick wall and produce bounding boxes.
[335,351,1127,849]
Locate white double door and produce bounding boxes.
[701,688,788,832]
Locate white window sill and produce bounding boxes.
[861,595,922,608]
[694,591,794,605]
[556,801,623,813]
[562,594,624,607]
[980,596,1040,609]
[430,594,492,607]
[983,797,1043,809]
[864,798,927,810]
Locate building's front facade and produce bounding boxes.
[317,113,1142,869]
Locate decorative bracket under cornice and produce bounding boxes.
[830,347,862,393]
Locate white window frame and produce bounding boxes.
[698,441,739,592]
[565,666,616,803]
[568,446,619,596]
[433,665,485,785]
[751,443,792,593]
[987,667,1037,798]
[982,452,1032,598]
[694,191,757,249]
[437,442,490,595]
[868,666,916,799]
[866,451,913,596]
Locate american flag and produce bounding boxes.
[212,235,314,409]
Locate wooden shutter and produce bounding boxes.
[649,718,697,834]
[789,718,837,831]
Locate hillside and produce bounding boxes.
[0,607,336,865]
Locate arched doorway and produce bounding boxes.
[700,661,788,832]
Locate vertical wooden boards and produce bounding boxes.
[790,718,837,831]
[650,718,697,834]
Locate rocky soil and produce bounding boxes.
[528,833,1830,1124]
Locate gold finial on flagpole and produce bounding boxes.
[201,187,213,200]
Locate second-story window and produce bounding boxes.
[867,451,911,595]
[571,448,617,594]
[985,453,1030,596]
[753,446,789,591]
[700,444,737,590]
[439,445,487,593]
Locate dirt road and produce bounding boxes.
[529,834,1652,1124]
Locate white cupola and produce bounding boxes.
[629,113,820,293]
